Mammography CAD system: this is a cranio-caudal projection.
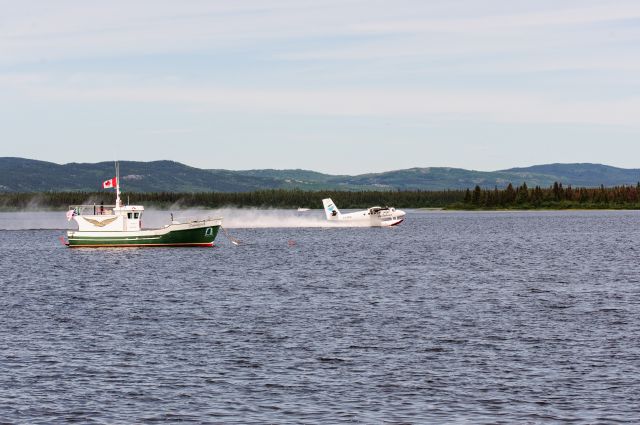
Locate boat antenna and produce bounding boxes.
[115,161,122,208]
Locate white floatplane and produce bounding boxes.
[322,198,405,227]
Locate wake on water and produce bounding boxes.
[0,209,375,230]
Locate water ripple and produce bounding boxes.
[1,210,640,423]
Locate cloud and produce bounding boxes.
[143,128,195,135]
[0,0,361,65]
[1,1,639,134]
[2,0,638,67]
[353,3,640,34]
[3,73,638,127]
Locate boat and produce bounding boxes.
[63,163,222,247]
[322,198,405,226]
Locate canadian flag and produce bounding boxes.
[102,177,117,189]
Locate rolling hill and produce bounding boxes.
[0,158,638,193]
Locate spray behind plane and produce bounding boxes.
[322,198,405,227]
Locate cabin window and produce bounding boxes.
[205,227,213,236]
[127,213,132,219]
[134,213,139,219]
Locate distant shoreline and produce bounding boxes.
[1,189,639,212]
[2,207,639,214]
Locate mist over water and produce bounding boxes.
[172,208,374,228]
[0,209,376,230]
[0,211,71,230]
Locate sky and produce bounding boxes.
[1,0,639,174]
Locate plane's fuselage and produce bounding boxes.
[338,207,405,226]
[322,198,405,227]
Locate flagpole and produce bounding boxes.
[115,161,121,208]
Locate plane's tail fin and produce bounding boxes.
[322,198,341,220]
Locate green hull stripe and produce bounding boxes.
[68,225,220,247]
[69,243,213,248]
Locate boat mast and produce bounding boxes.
[115,161,122,208]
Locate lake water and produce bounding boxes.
[1,210,639,423]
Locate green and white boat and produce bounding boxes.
[63,164,221,248]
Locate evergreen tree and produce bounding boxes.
[516,182,529,205]
[464,189,471,204]
[505,183,516,203]
[472,185,482,205]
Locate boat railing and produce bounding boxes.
[172,215,220,224]
[69,205,117,216]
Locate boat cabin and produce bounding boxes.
[68,204,145,232]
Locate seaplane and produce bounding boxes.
[322,198,405,227]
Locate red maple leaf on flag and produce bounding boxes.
[102,177,117,189]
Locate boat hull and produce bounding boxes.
[66,220,221,247]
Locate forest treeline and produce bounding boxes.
[1,183,640,210]
[0,189,463,210]
[458,182,640,209]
